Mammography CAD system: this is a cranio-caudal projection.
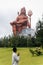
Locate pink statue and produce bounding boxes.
[10,7,31,35]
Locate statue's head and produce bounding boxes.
[20,7,26,15]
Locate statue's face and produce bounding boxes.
[21,7,26,15]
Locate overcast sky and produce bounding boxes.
[0,0,43,38]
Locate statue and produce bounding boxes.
[10,7,31,36]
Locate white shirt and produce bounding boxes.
[12,52,20,65]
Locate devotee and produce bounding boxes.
[12,47,20,65]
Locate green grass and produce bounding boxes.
[0,48,43,65]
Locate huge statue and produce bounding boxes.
[10,7,32,36]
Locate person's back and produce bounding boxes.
[12,47,20,65]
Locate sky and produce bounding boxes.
[0,0,43,38]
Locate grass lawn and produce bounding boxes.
[0,48,43,65]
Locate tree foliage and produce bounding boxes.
[36,20,43,47]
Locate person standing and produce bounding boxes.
[12,47,20,65]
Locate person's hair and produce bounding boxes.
[13,47,17,52]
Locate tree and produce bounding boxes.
[36,19,43,48]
